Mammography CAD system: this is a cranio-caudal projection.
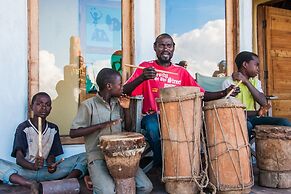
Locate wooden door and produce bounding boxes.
[258,6,291,120]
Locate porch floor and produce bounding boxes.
[0,166,290,194]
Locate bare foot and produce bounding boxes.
[30,181,40,194]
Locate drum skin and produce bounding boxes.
[255,125,291,188]
[203,98,253,193]
[157,86,204,194]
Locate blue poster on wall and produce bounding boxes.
[80,0,122,93]
[86,5,121,49]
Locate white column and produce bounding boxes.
[134,0,156,65]
[239,0,253,52]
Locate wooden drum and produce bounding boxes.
[255,125,291,188]
[99,132,146,194]
[203,98,253,193]
[156,86,204,194]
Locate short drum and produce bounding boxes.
[99,132,146,194]
[255,125,291,188]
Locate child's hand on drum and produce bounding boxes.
[118,94,130,109]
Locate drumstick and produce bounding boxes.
[50,158,65,167]
[38,117,42,157]
[224,80,242,99]
[125,64,178,75]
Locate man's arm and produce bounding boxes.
[232,72,267,106]
[204,86,240,101]
[123,67,156,95]
[70,119,122,138]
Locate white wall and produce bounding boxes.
[239,0,253,51]
[134,0,156,65]
[0,0,28,162]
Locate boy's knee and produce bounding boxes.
[93,185,115,194]
[76,152,87,163]
[278,118,291,126]
[137,181,153,194]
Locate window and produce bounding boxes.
[28,0,134,144]
[158,0,238,76]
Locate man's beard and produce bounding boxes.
[157,55,172,64]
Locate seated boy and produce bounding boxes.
[222,51,291,135]
[70,68,153,194]
[0,92,87,194]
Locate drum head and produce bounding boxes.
[203,98,245,110]
[99,132,144,142]
[157,86,203,103]
[99,132,146,156]
[255,125,291,140]
[159,86,200,98]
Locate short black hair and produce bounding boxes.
[178,60,187,66]
[96,68,121,91]
[31,92,51,105]
[235,51,258,70]
[154,33,175,46]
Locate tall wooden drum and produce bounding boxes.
[156,86,204,194]
[99,132,146,194]
[203,98,253,193]
[255,125,291,188]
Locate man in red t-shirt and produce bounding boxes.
[124,33,237,166]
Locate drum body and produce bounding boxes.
[203,98,253,193]
[99,132,146,194]
[157,86,204,194]
[255,125,291,188]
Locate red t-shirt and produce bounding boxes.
[125,60,205,113]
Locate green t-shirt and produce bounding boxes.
[222,77,263,111]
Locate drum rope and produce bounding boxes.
[203,112,219,193]
[235,107,254,185]
[213,106,242,187]
[159,95,212,193]
[177,97,212,193]
[201,117,217,194]
[159,97,178,181]
[178,98,194,177]
[212,106,220,189]
[231,107,244,189]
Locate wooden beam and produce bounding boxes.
[122,0,135,83]
[257,5,267,92]
[226,0,239,76]
[60,136,84,145]
[27,0,39,112]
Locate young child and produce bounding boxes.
[70,68,153,194]
[0,92,87,194]
[222,51,291,135]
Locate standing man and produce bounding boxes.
[123,33,237,167]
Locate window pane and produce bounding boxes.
[161,0,226,77]
[39,0,121,135]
